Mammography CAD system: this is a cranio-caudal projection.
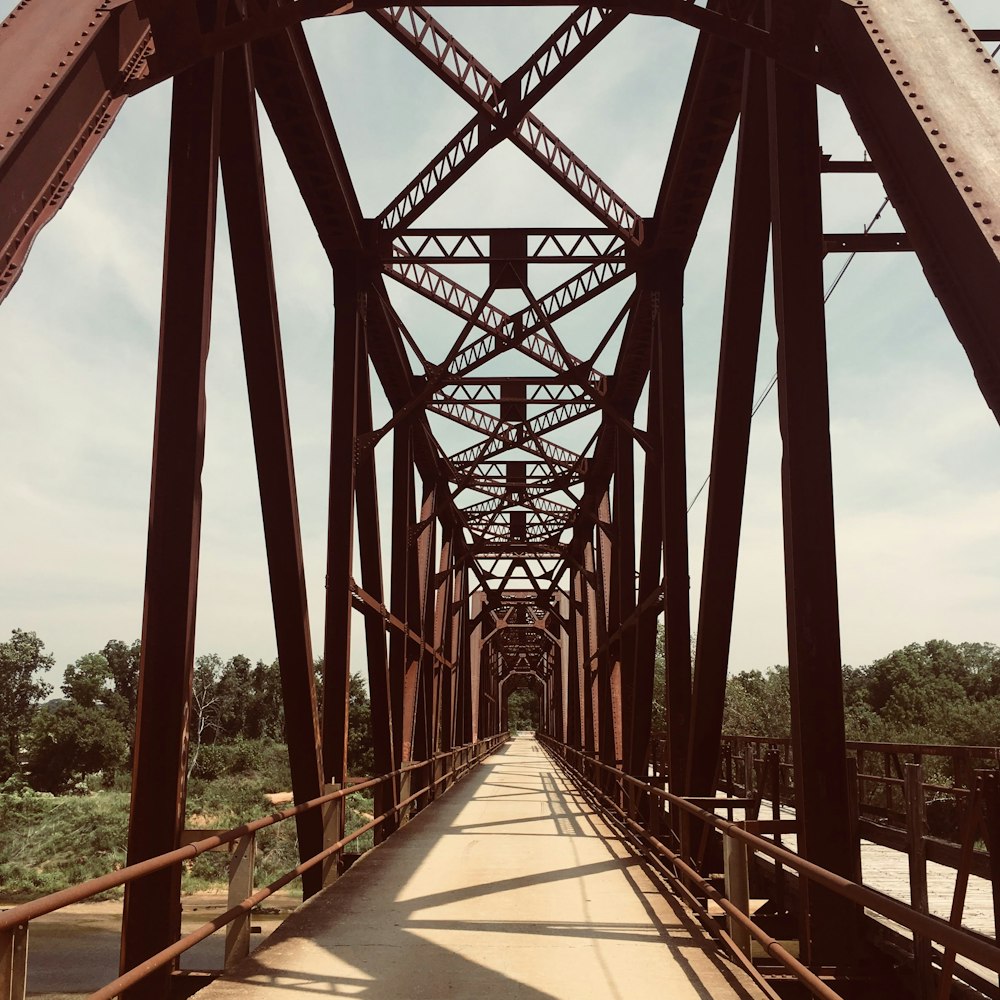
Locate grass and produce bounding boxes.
[0,740,377,903]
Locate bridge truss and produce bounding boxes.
[2,0,1000,994]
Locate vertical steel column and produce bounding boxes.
[469,591,485,741]
[582,542,600,754]
[389,427,414,764]
[354,353,395,841]
[219,45,324,893]
[457,570,474,746]
[655,263,692,797]
[686,52,770,798]
[767,0,858,963]
[322,262,365,788]
[448,560,469,747]
[570,571,586,749]
[613,428,637,771]
[410,485,437,761]
[432,535,453,752]
[121,52,222,999]
[594,494,621,769]
[632,368,663,778]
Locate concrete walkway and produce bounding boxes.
[201,736,756,1000]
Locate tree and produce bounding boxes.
[189,654,223,777]
[507,688,538,732]
[0,629,54,779]
[215,654,254,740]
[27,702,128,792]
[99,638,141,735]
[63,652,115,708]
[347,673,374,776]
[246,659,284,740]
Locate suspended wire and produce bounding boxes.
[686,194,891,514]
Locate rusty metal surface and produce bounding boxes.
[3,0,1000,995]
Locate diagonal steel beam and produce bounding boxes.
[372,6,641,240]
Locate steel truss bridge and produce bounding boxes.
[2,0,1000,997]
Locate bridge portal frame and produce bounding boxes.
[2,0,1000,994]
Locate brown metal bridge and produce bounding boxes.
[2,0,1000,996]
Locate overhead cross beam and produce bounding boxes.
[372,6,640,239]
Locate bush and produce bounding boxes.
[26,703,128,793]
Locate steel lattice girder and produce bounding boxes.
[2,0,1000,990]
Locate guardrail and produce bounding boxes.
[0,734,508,1000]
[540,734,1000,1000]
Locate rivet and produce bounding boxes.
[964,186,973,192]
[946,155,955,161]
[916,104,924,109]
[984,218,993,225]
[955,170,964,176]
[974,202,983,208]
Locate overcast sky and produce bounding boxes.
[2,1,999,688]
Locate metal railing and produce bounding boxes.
[540,735,1000,1000]
[0,734,508,1000]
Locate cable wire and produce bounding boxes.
[686,195,891,513]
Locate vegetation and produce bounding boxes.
[722,639,1000,747]
[0,628,377,901]
[5,625,1000,901]
[507,687,539,731]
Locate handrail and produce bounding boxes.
[539,735,1000,999]
[0,733,508,996]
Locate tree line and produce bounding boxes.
[0,629,373,793]
[6,627,1000,794]
[722,638,1000,747]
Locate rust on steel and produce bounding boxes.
[1,0,1000,996]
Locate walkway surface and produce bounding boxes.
[201,736,756,999]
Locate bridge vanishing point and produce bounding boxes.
[2,0,1000,997]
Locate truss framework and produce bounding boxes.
[2,0,1000,995]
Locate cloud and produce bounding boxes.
[1,2,999,694]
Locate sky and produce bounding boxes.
[2,1,999,690]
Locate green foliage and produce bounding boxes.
[26,703,129,792]
[507,687,539,732]
[0,787,129,900]
[721,640,1000,754]
[722,666,792,738]
[0,629,54,779]
[347,673,374,776]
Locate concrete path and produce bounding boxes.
[201,736,758,1000]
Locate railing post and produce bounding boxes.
[399,767,412,827]
[0,924,28,1000]
[905,763,932,998]
[723,833,752,959]
[743,744,754,798]
[980,770,1000,945]
[322,783,344,886]
[224,833,255,969]
[845,755,862,883]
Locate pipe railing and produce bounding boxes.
[539,734,1000,1000]
[0,733,508,1000]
